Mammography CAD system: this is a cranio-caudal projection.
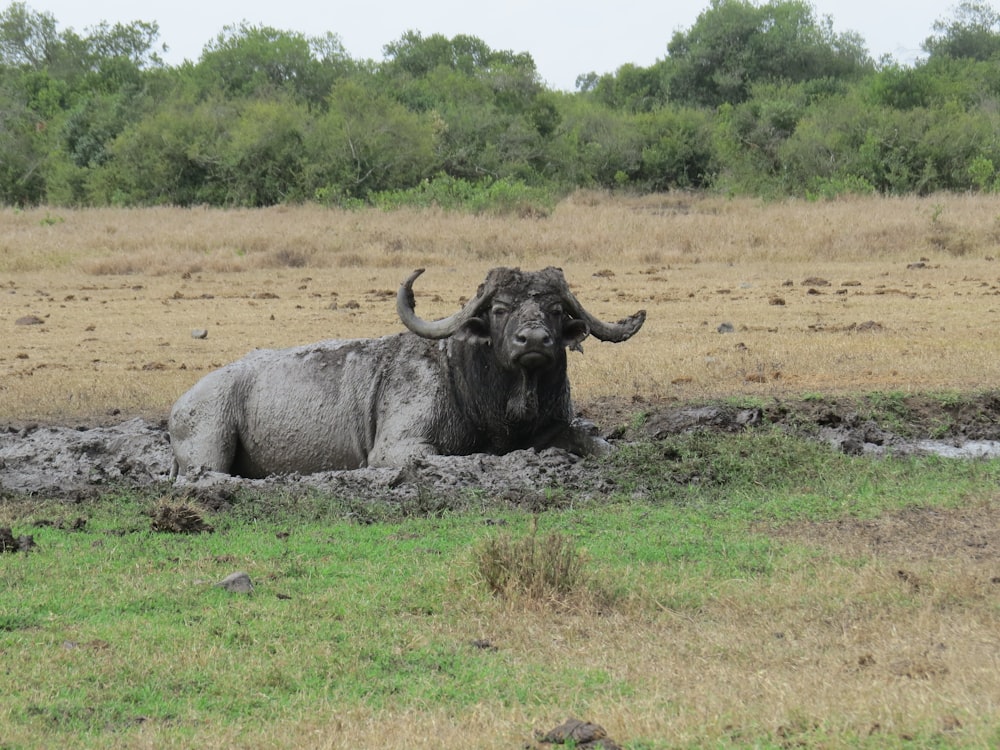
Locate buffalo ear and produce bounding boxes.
[457,316,491,345]
[563,319,590,352]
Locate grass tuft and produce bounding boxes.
[472,518,614,611]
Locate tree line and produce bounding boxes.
[3,0,1000,209]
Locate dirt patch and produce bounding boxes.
[586,390,1000,453]
[762,502,1000,565]
[0,418,172,497]
[0,414,615,502]
[3,392,1000,502]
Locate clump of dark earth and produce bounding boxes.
[0,526,35,552]
[3,393,1000,500]
[150,500,214,534]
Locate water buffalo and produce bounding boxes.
[168,266,645,477]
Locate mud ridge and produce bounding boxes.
[3,393,1000,500]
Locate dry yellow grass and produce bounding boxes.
[2,192,1000,422]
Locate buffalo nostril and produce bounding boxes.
[516,327,552,347]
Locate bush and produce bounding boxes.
[636,106,714,190]
[370,173,557,214]
[805,174,877,201]
[302,81,437,201]
[968,155,998,192]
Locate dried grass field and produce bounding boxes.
[3,191,1000,423]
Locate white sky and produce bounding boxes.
[26,0,947,90]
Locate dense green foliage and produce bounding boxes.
[3,0,1000,207]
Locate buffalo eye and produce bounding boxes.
[491,304,510,318]
[546,303,563,316]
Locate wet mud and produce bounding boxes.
[3,393,1000,502]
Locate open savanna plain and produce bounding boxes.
[2,192,1000,419]
[1,192,1000,749]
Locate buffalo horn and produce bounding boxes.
[397,268,493,339]
[561,287,646,342]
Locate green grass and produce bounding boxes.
[608,428,998,519]
[2,429,1000,748]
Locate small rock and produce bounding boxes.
[538,717,620,748]
[191,328,208,339]
[854,320,884,332]
[717,322,734,333]
[15,315,44,326]
[217,571,254,594]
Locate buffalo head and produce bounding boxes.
[397,266,646,371]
